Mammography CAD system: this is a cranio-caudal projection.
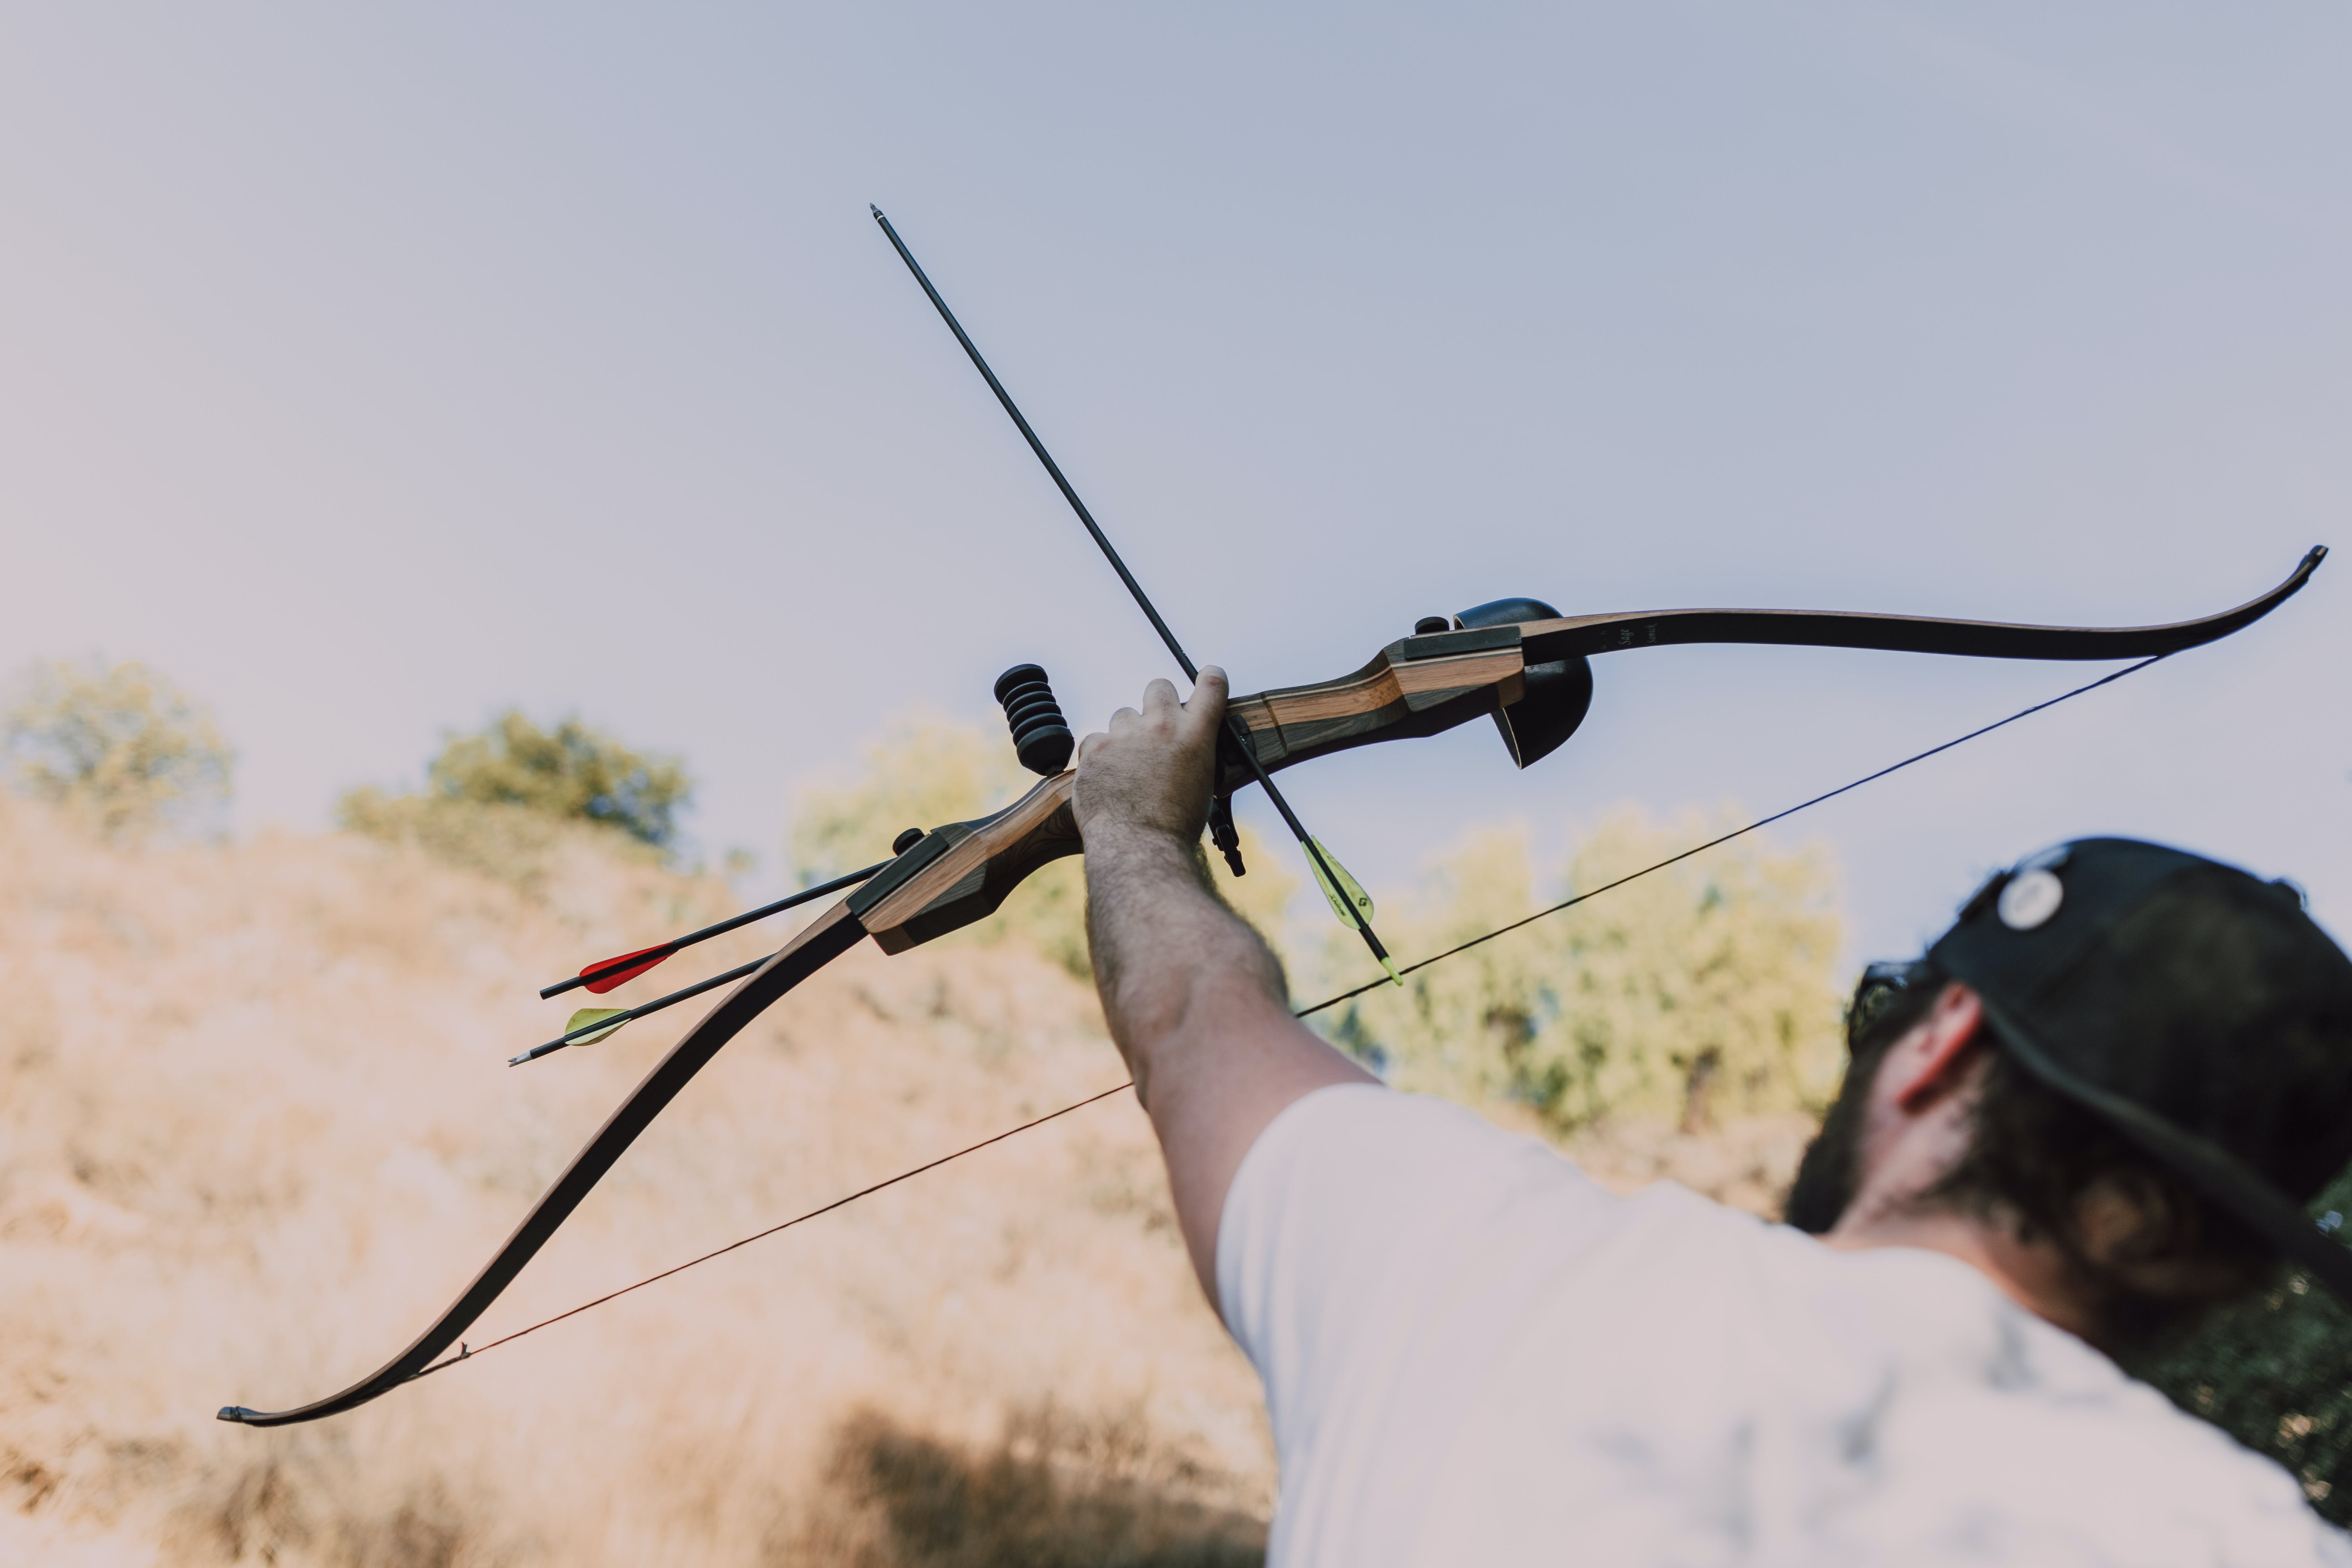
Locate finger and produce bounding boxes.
[1075,729,1108,767]
[1105,704,1142,736]
[1140,677,1181,721]
[1182,666,1230,738]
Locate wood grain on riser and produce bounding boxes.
[1228,647,1526,775]
[861,772,1080,954]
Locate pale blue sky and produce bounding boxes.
[5,4,2346,968]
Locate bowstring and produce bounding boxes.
[1296,654,2164,1017]
[423,653,2162,1379]
[408,1083,1137,1382]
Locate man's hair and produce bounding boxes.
[1796,960,2276,1350]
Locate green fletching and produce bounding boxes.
[563,1007,629,1046]
[1305,838,1402,986]
[1306,838,1376,928]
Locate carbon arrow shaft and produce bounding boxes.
[871,205,1399,977]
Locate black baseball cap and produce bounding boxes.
[1915,838,2352,1301]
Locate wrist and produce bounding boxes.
[1083,821,1214,901]
[1083,817,1195,855]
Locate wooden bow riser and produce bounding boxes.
[852,642,1534,948]
[1219,636,1529,792]
[853,773,1082,954]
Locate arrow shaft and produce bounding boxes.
[513,953,773,1066]
[871,207,1198,682]
[871,205,1396,970]
[541,860,889,999]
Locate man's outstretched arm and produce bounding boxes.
[1074,668,1380,1301]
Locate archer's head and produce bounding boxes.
[1787,838,2352,1351]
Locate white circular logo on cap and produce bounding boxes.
[1998,868,2065,930]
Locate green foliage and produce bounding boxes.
[789,712,1033,884]
[1317,809,1845,1133]
[337,710,689,891]
[419,710,691,848]
[336,787,602,894]
[2130,1164,2352,1526]
[2,658,233,842]
[787,712,1296,979]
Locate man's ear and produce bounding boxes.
[1883,983,1987,1113]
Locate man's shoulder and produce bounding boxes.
[1220,1082,1799,1302]
[1225,1084,1601,1227]
[1415,1220,2350,1567]
[1243,1081,1527,1157]
[1217,1083,1616,1282]
[1222,1088,2350,1567]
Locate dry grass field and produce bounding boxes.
[0,796,1811,1565]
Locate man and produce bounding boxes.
[1073,668,2352,1565]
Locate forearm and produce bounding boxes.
[1086,824,1289,1102]
[1084,820,1377,1299]
[1070,669,1378,1300]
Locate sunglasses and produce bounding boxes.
[1846,960,1928,1050]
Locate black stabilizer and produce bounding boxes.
[994,665,1077,776]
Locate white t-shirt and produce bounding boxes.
[1217,1084,2349,1568]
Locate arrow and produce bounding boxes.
[538,860,891,999]
[557,1008,628,1046]
[871,204,1405,984]
[512,953,772,1066]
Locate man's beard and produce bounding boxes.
[1783,1057,1877,1234]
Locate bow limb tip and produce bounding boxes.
[217,1406,257,1424]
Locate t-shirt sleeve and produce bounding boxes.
[1214,1083,1624,1474]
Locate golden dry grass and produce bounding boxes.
[0,795,1272,1564]
[0,795,1814,1565]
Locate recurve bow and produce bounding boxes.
[217,545,2321,1426]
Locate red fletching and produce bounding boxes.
[580,944,677,994]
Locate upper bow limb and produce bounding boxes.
[1217,546,2326,784]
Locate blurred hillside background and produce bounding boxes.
[3,660,2349,1565]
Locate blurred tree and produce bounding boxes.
[1318,809,1845,1134]
[339,710,691,889]
[2130,1171,2352,1527]
[787,712,1295,979]
[420,710,690,848]
[789,711,1031,884]
[2,658,233,842]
